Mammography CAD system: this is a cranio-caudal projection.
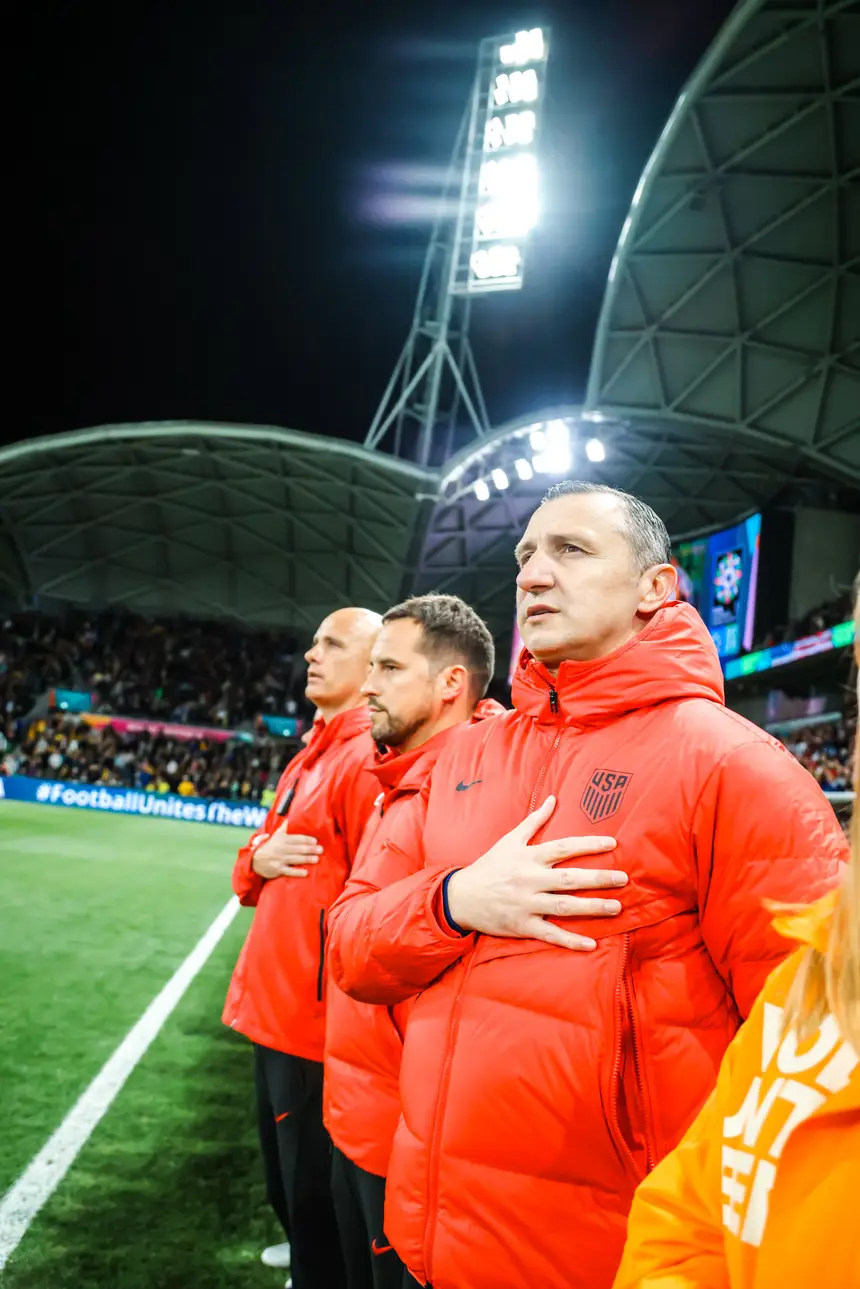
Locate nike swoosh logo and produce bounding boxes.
[371,1239,393,1256]
[455,779,483,792]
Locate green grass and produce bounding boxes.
[0,803,285,1288]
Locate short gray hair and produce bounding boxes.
[541,480,672,573]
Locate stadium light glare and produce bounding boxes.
[585,438,606,462]
[491,467,510,491]
[474,479,491,501]
[484,110,536,151]
[477,154,539,238]
[479,154,537,197]
[493,69,539,106]
[499,28,546,66]
[533,419,571,474]
[515,457,533,481]
[470,244,522,281]
[476,197,538,239]
[529,427,547,451]
[463,28,549,294]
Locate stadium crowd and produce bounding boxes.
[782,716,857,793]
[0,714,287,802]
[0,596,856,804]
[2,705,856,805]
[0,607,306,728]
[752,585,854,652]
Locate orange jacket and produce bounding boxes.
[222,705,378,1061]
[325,700,505,1177]
[333,604,848,1289]
[614,893,860,1289]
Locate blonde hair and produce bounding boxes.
[783,574,860,1048]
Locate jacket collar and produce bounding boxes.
[373,698,506,803]
[511,601,725,729]
[302,704,371,771]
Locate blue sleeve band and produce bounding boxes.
[441,871,467,936]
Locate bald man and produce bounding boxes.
[224,608,382,1289]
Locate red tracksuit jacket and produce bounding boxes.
[329,604,847,1289]
[223,704,378,1061]
[324,700,505,1177]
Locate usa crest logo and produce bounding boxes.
[580,769,633,824]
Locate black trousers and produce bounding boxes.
[330,1146,415,1289]
[255,1044,347,1289]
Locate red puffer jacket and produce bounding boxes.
[223,705,378,1061]
[331,604,848,1289]
[325,700,505,1177]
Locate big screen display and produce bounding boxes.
[673,512,761,660]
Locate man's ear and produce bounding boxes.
[440,663,469,703]
[638,564,678,616]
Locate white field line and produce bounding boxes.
[0,896,240,1271]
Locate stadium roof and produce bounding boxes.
[0,424,434,630]
[587,0,859,481]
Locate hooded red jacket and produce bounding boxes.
[324,700,505,1178]
[223,705,378,1061]
[330,604,847,1289]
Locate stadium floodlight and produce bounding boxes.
[491,467,510,491]
[476,154,539,239]
[365,26,550,461]
[470,244,522,282]
[484,110,536,151]
[493,69,540,106]
[532,419,571,474]
[479,154,538,198]
[499,28,546,66]
[476,198,538,240]
[515,457,533,481]
[529,426,547,452]
[474,478,491,501]
[461,27,550,294]
[585,438,606,462]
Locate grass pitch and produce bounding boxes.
[0,802,286,1289]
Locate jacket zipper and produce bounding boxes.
[423,954,476,1283]
[527,686,562,813]
[610,933,654,1174]
[423,705,563,1275]
[528,726,563,813]
[316,909,326,1002]
[625,964,654,1172]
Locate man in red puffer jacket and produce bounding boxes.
[223,606,381,1289]
[324,594,503,1289]
[328,483,848,1289]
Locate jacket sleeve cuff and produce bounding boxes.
[438,870,468,937]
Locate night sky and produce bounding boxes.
[20,0,737,453]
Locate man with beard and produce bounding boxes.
[325,594,501,1289]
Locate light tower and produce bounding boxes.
[365,27,550,468]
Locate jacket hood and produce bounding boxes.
[373,697,507,798]
[511,601,725,727]
[303,703,371,770]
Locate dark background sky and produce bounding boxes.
[18,0,738,452]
